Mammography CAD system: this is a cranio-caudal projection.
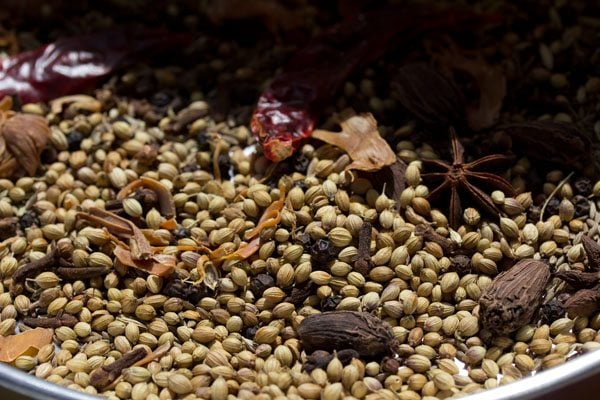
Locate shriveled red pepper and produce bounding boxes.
[0,29,191,104]
[251,5,502,162]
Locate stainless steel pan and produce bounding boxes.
[0,348,598,399]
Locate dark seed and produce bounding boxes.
[295,233,312,247]
[527,205,541,223]
[67,131,84,151]
[573,177,592,196]
[292,154,310,173]
[181,163,201,173]
[249,274,275,298]
[544,197,560,218]
[321,295,342,311]
[539,299,565,324]
[298,311,398,357]
[244,325,259,340]
[303,350,333,372]
[19,210,39,230]
[310,239,339,266]
[573,195,590,218]
[336,349,360,364]
[381,357,401,373]
[163,278,205,304]
[450,254,472,275]
[285,281,315,307]
[172,226,189,240]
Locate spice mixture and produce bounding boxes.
[0,1,599,399]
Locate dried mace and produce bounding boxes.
[479,259,550,335]
[297,311,398,357]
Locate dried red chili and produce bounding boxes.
[250,5,502,162]
[0,29,191,103]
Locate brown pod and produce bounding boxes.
[564,289,600,317]
[297,311,398,357]
[479,259,550,335]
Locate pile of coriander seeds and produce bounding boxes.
[1,1,600,400]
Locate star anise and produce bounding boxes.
[421,128,515,228]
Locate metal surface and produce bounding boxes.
[462,350,600,400]
[0,348,598,399]
[0,362,99,400]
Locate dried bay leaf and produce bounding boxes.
[312,111,396,172]
[0,327,53,362]
[479,259,550,335]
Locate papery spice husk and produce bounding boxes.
[0,96,51,178]
[312,110,396,172]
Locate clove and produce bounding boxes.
[354,222,373,277]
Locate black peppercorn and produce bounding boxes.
[450,254,471,275]
[573,195,590,218]
[249,274,275,298]
[321,295,342,311]
[67,131,84,151]
[574,177,592,196]
[310,239,339,266]
[19,210,39,230]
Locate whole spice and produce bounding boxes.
[414,224,457,255]
[479,259,551,335]
[563,289,600,317]
[0,217,17,240]
[113,246,176,277]
[312,111,396,172]
[22,314,78,328]
[354,222,373,277]
[249,274,275,298]
[498,121,600,176]
[117,177,176,220]
[251,4,500,161]
[284,281,315,307]
[429,36,507,131]
[0,96,51,179]
[554,236,600,316]
[10,245,59,296]
[392,62,464,128]
[56,266,111,280]
[304,348,360,372]
[0,29,191,103]
[297,311,398,357]
[421,128,515,228]
[0,328,53,362]
[78,207,153,261]
[90,347,148,389]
